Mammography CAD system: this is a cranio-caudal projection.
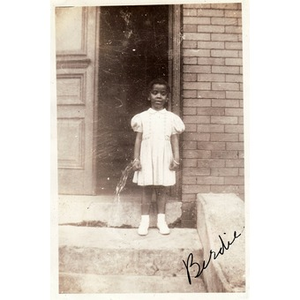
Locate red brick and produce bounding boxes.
[197,107,225,116]
[183,168,210,176]
[225,108,243,116]
[211,116,238,124]
[225,74,243,82]
[226,142,244,151]
[184,124,196,132]
[197,41,224,49]
[225,41,243,50]
[183,8,197,16]
[183,17,210,25]
[197,159,225,168]
[183,150,211,159]
[197,73,225,82]
[211,17,238,26]
[184,33,211,41]
[183,73,197,81]
[211,133,239,142]
[224,177,244,185]
[183,24,197,33]
[183,115,210,124]
[182,40,197,48]
[211,3,240,10]
[238,18,243,27]
[197,176,224,185]
[225,10,242,18]
[210,185,239,194]
[225,124,243,133]
[197,57,225,65]
[211,167,239,176]
[197,124,224,133]
[183,141,197,150]
[239,168,244,176]
[212,65,240,74]
[183,57,197,64]
[226,159,244,167]
[225,58,243,65]
[212,50,239,58]
[182,184,210,194]
[197,25,224,33]
[226,91,243,99]
[211,33,238,41]
[197,91,226,99]
[212,99,240,107]
[183,159,197,167]
[182,176,197,185]
[183,90,196,98]
[183,107,197,115]
[183,49,210,57]
[225,26,242,34]
[197,9,224,17]
[184,4,209,9]
[183,132,211,142]
[183,65,211,73]
[211,150,239,159]
[182,193,197,203]
[212,82,240,91]
[238,151,244,159]
[197,141,226,150]
[184,82,211,90]
[184,98,211,107]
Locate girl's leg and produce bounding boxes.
[138,186,152,236]
[155,186,170,235]
[141,186,153,215]
[155,186,167,214]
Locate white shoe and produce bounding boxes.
[157,221,170,235]
[138,215,149,236]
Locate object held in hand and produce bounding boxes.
[173,159,180,166]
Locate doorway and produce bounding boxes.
[96,5,179,197]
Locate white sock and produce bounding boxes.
[157,213,166,224]
[141,215,149,223]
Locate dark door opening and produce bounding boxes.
[96,5,170,196]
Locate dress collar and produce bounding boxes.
[148,108,166,114]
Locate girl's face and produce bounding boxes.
[148,84,169,111]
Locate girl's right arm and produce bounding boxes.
[133,132,142,170]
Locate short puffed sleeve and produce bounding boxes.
[171,114,185,135]
[131,114,143,132]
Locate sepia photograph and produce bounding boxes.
[53,0,247,296]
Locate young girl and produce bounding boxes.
[131,78,185,236]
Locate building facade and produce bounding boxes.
[55,3,244,228]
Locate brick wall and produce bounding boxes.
[181,3,243,228]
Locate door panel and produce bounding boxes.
[56,7,99,195]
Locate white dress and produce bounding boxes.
[131,108,185,186]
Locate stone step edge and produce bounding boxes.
[196,193,245,293]
[59,272,207,294]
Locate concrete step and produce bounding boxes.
[59,226,206,293]
[59,273,206,294]
[58,195,182,228]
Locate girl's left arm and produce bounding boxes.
[170,134,180,170]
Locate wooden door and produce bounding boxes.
[55,7,99,195]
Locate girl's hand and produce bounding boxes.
[132,159,142,171]
[169,159,180,171]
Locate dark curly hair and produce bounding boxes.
[147,78,170,94]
